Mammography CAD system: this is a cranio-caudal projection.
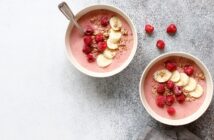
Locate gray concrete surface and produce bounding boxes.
[0,0,213,140]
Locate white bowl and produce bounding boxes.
[139,52,213,126]
[64,4,138,78]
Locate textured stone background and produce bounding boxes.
[0,0,213,140]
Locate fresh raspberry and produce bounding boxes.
[176,94,186,104]
[83,36,93,46]
[97,42,107,52]
[156,40,165,49]
[82,45,92,54]
[157,84,165,94]
[184,65,194,76]
[156,95,166,108]
[167,24,177,34]
[166,80,174,90]
[100,16,109,27]
[166,95,175,106]
[87,53,95,63]
[95,34,104,43]
[173,86,183,96]
[84,26,94,35]
[165,61,177,71]
[167,107,176,116]
[145,24,154,34]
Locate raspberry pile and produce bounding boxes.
[145,23,177,50]
[155,83,185,116]
[82,17,110,62]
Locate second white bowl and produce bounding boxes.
[139,52,213,125]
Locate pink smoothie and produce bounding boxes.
[142,56,206,119]
[69,10,134,72]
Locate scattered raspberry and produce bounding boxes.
[156,40,165,49]
[166,80,174,90]
[167,107,176,116]
[166,95,175,106]
[83,36,93,46]
[184,65,194,76]
[97,42,107,52]
[95,33,104,43]
[176,94,186,104]
[87,53,95,62]
[167,24,177,34]
[82,45,92,54]
[100,16,109,27]
[173,86,183,96]
[156,95,166,108]
[145,24,154,34]
[157,84,165,94]
[84,26,94,35]
[165,61,177,71]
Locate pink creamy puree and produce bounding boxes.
[142,57,206,119]
[69,10,134,72]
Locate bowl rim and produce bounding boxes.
[64,4,138,78]
[139,52,213,126]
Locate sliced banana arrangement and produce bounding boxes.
[107,39,118,49]
[109,29,122,43]
[184,78,197,92]
[96,16,124,68]
[170,70,180,82]
[189,84,204,98]
[103,49,117,59]
[175,73,189,86]
[153,68,204,100]
[96,54,113,67]
[153,69,172,83]
[110,16,122,31]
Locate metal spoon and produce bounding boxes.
[58,2,84,36]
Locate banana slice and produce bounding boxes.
[107,39,118,49]
[109,29,122,43]
[170,70,180,82]
[153,69,172,83]
[103,49,117,59]
[184,78,197,92]
[96,54,112,67]
[189,84,203,98]
[110,16,122,31]
[175,73,190,86]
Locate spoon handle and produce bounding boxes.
[58,2,84,35]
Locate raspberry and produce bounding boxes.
[176,94,186,104]
[82,45,92,54]
[167,24,177,34]
[167,107,176,116]
[100,16,109,27]
[156,95,166,108]
[97,42,107,52]
[166,80,174,90]
[166,95,175,106]
[95,34,104,43]
[145,24,154,34]
[84,26,94,35]
[156,40,165,49]
[87,53,95,63]
[83,36,93,46]
[184,65,194,76]
[165,61,177,71]
[173,86,183,96]
[157,84,165,94]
